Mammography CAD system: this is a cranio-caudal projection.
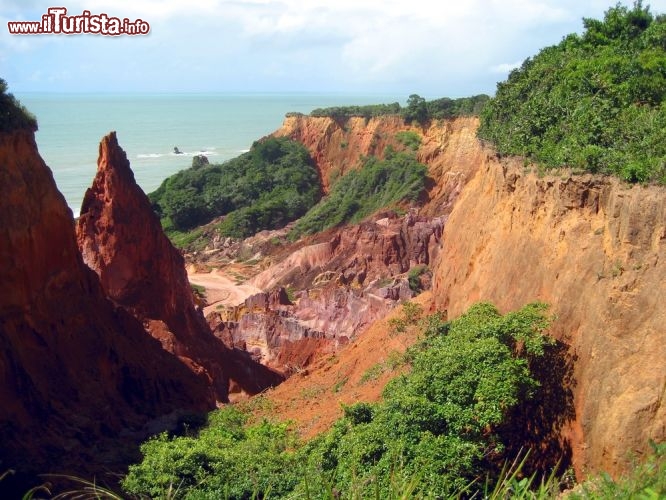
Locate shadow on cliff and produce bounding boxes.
[496,339,577,476]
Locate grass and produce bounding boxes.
[385,350,408,370]
[388,301,424,336]
[478,450,564,500]
[376,276,394,288]
[237,392,275,414]
[401,300,423,324]
[165,226,205,250]
[358,362,386,385]
[300,386,326,399]
[332,376,349,394]
[13,443,665,499]
[567,441,665,499]
[291,152,427,238]
[43,474,124,499]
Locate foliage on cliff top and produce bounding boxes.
[0,79,37,133]
[479,2,666,184]
[290,150,427,238]
[122,302,561,498]
[308,94,489,123]
[149,137,320,237]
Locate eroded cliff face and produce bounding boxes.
[214,115,476,372]
[0,129,211,486]
[432,156,665,477]
[273,115,484,215]
[206,211,442,372]
[271,113,664,479]
[274,114,410,193]
[76,132,283,399]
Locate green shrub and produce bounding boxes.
[300,302,555,498]
[150,137,321,236]
[401,300,423,324]
[395,130,422,151]
[190,283,206,301]
[342,402,374,425]
[0,79,37,133]
[122,407,302,499]
[358,363,386,385]
[479,3,666,184]
[291,152,427,237]
[123,302,562,498]
[407,264,428,293]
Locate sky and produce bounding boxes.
[2,0,666,97]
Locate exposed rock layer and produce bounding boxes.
[276,113,665,479]
[274,115,484,215]
[431,156,665,478]
[0,129,211,487]
[274,115,410,193]
[76,132,283,399]
[208,212,442,372]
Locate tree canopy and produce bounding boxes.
[149,137,321,236]
[309,94,489,123]
[123,302,556,499]
[0,79,37,133]
[479,2,666,183]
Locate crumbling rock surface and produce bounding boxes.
[0,129,211,489]
[76,132,283,400]
[432,158,666,478]
[207,211,442,373]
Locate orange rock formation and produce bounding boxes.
[76,132,283,399]
[0,128,211,490]
[270,113,665,479]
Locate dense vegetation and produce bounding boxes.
[122,302,561,498]
[479,2,666,184]
[309,102,402,119]
[290,150,427,238]
[0,79,37,132]
[568,440,665,499]
[150,92,489,243]
[149,137,320,237]
[308,94,489,124]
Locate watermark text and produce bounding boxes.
[7,7,150,36]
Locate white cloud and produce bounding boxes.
[4,0,666,93]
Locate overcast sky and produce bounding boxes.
[2,0,665,97]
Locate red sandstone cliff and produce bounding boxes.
[273,114,482,212]
[76,132,283,398]
[0,128,212,487]
[432,158,666,478]
[264,114,665,479]
[203,211,441,372]
[274,114,414,193]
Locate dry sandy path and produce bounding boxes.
[188,270,261,314]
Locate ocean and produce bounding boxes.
[16,93,402,216]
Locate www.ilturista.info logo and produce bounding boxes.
[7,7,150,36]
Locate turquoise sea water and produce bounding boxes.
[17,93,401,216]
